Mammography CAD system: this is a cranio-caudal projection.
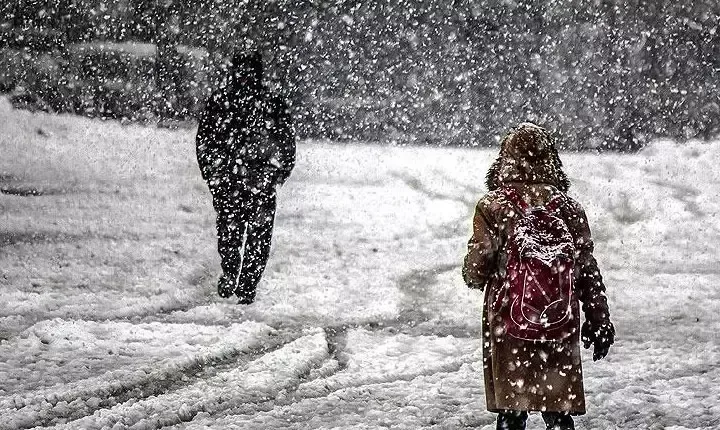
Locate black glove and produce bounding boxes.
[581,321,615,361]
[276,166,292,186]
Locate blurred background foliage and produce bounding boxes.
[1,0,719,150]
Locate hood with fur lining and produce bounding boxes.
[485,122,570,192]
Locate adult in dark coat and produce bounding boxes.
[462,123,615,430]
[196,50,296,304]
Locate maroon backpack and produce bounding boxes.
[496,187,576,341]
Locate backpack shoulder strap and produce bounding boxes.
[545,193,566,212]
[502,187,529,212]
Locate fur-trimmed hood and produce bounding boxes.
[485,122,570,192]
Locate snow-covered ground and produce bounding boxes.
[1,98,719,429]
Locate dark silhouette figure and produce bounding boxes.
[196,51,296,304]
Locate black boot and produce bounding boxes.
[542,412,575,430]
[235,279,257,305]
[496,411,528,430]
[217,274,236,299]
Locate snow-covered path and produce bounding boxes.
[1,99,719,429]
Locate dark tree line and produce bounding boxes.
[1,0,719,150]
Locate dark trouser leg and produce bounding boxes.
[211,187,248,285]
[542,412,575,430]
[236,191,277,298]
[496,411,528,430]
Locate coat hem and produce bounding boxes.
[486,406,586,416]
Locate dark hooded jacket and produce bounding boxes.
[196,51,295,193]
[462,123,611,414]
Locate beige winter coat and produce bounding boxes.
[463,124,611,415]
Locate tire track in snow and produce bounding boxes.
[183,341,479,428]
[389,170,478,245]
[0,249,216,343]
[389,171,475,207]
[648,178,704,219]
[233,264,484,426]
[190,360,477,430]
[289,356,475,405]
[42,331,329,430]
[0,325,300,430]
[396,263,462,326]
[3,314,478,428]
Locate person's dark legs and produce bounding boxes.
[496,411,528,430]
[541,412,575,430]
[236,191,277,303]
[211,187,247,297]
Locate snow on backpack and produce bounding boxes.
[497,187,576,342]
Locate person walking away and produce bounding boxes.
[196,50,296,304]
[462,123,615,430]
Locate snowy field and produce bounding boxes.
[1,97,720,429]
